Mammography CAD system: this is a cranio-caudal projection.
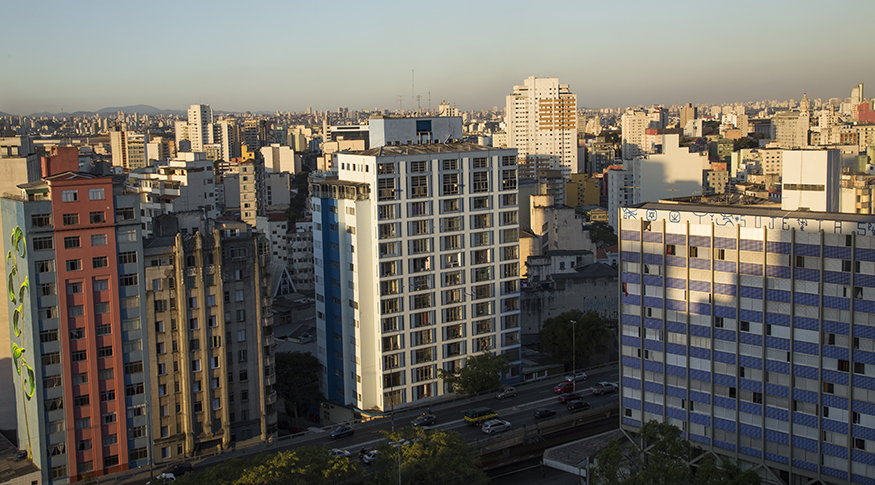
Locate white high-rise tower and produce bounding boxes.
[505,77,578,177]
[186,104,214,152]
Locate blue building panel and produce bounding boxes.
[714,418,736,432]
[690,412,710,426]
[666,299,686,311]
[713,351,735,364]
[794,316,820,330]
[739,423,762,439]
[795,243,821,257]
[823,344,850,361]
[714,328,736,341]
[666,233,686,245]
[793,292,819,306]
[793,364,819,380]
[793,460,817,472]
[855,375,875,390]
[766,289,791,302]
[642,381,663,394]
[714,237,737,249]
[765,265,791,279]
[854,426,875,442]
[794,268,820,282]
[714,305,736,319]
[622,251,640,263]
[765,337,790,351]
[621,272,640,284]
[643,339,664,352]
[765,383,790,399]
[739,378,762,393]
[689,324,711,338]
[689,434,710,445]
[793,389,819,404]
[854,400,875,416]
[823,271,851,285]
[738,355,762,369]
[666,407,686,421]
[714,260,737,273]
[622,377,641,389]
[621,335,640,347]
[765,241,788,253]
[643,317,663,329]
[852,449,875,466]
[643,360,664,374]
[857,299,875,313]
[643,231,663,243]
[764,360,790,374]
[739,286,763,299]
[621,293,640,305]
[855,325,875,340]
[643,402,663,415]
[665,277,686,289]
[622,397,641,410]
[793,341,819,356]
[689,302,711,315]
[666,364,687,378]
[666,385,686,399]
[739,332,762,346]
[666,343,686,356]
[823,245,851,259]
[822,395,848,410]
[689,235,710,247]
[742,239,765,252]
[857,274,875,288]
[666,255,687,267]
[822,418,848,435]
[822,370,850,386]
[765,406,789,421]
[765,453,789,465]
[793,435,818,451]
[739,262,762,276]
[689,369,710,382]
[622,418,642,428]
[690,390,711,404]
[739,309,762,323]
[855,351,875,366]
[739,401,762,415]
[689,258,710,271]
[714,396,736,410]
[823,296,851,310]
[622,355,641,369]
[738,446,762,459]
[621,314,640,326]
[642,274,662,286]
[689,280,711,293]
[620,230,640,241]
[714,440,736,452]
[765,312,791,326]
[820,467,848,481]
[713,373,735,387]
[856,248,875,262]
[689,346,710,360]
[642,253,663,265]
[666,321,686,334]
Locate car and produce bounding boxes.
[12,450,27,461]
[558,392,581,403]
[147,473,176,484]
[591,382,619,395]
[330,425,355,439]
[533,408,556,419]
[496,387,516,399]
[567,400,592,412]
[481,419,512,435]
[299,332,315,343]
[361,450,380,465]
[565,372,588,382]
[554,381,574,394]
[328,448,351,458]
[411,413,437,427]
[164,464,193,477]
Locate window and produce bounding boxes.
[118,252,137,264]
[115,207,135,221]
[62,190,78,202]
[68,305,84,317]
[100,390,115,402]
[65,259,82,271]
[64,236,80,248]
[91,234,107,246]
[90,256,108,269]
[89,211,105,224]
[67,282,83,294]
[238,350,247,363]
[34,236,53,251]
[31,213,51,227]
[88,188,104,200]
[442,173,459,195]
[36,260,55,272]
[119,273,138,286]
[97,346,113,358]
[62,213,79,226]
[410,175,429,198]
[740,321,750,332]
[125,383,144,396]
[73,395,90,406]
[472,171,489,192]
[191,360,201,372]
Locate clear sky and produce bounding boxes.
[1,0,873,115]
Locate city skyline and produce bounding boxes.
[1,0,874,115]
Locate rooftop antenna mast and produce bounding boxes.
[396,95,404,113]
[428,91,432,115]
[411,70,415,116]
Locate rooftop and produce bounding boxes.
[358,142,501,157]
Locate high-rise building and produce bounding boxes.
[2,173,149,483]
[852,83,865,106]
[781,149,842,213]
[679,103,698,131]
[310,142,522,416]
[621,109,649,160]
[187,105,214,153]
[505,77,578,177]
[772,111,810,149]
[618,201,875,485]
[110,129,149,170]
[143,214,277,463]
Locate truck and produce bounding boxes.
[464,407,499,426]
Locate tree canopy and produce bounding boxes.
[367,426,489,485]
[436,351,509,395]
[587,221,617,249]
[274,351,322,423]
[591,421,761,485]
[174,445,362,485]
[539,310,611,369]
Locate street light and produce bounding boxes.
[570,320,577,393]
[390,439,409,485]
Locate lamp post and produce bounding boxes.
[390,439,409,485]
[570,320,577,393]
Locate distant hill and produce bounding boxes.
[19,105,187,118]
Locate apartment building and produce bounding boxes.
[619,201,875,485]
[310,142,522,415]
[143,215,276,462]
[2,173,148,483]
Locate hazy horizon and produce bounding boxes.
[1,0,873,115]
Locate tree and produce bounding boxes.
[591,421,762,485]
[285,171,311,229]
[174,446,363,485]
[539,310,611,369]
[274,351,322,424]
[436,351,509,395]
[367,426,489,485]
[587,221,617,249]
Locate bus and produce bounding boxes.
[464,407,498,426]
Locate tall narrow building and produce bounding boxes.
[2,173,149,483]
[505,77,578,177]
[187,105,214,153]
[311,142,522,417]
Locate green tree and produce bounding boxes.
[587,221,618,249]
[539,310,611,369]
[367,426,489,485]
[274,351,323,424]
[175,446,363,485]
[436,351,509,395]
[285,171,311,229]
[693,454,761,485]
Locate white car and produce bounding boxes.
[565,372,588,382]
[481,419,512,435]
[591,382,618,395]
[328,448,351,458]
[147,473,175,484]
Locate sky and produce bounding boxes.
[1,0,874,115]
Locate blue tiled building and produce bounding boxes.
[619,202,875,485]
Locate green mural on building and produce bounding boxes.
[7,225,34,458]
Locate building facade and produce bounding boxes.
[505,77,578,177]
[619,202,875,485]
[2,173,149,483]
[310,143,522,415]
